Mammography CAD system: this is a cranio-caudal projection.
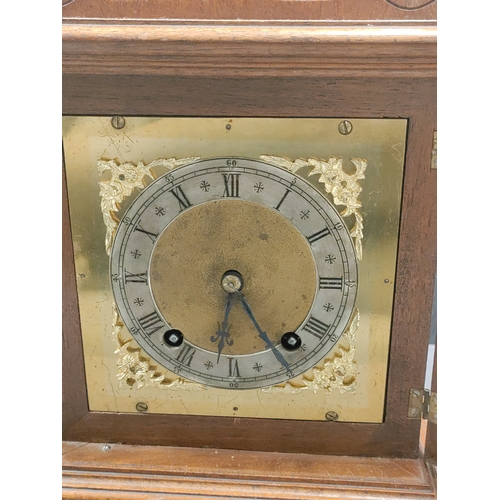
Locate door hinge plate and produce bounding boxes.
[408,389,437,423]
[431,130,437,170]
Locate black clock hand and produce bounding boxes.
[211,292,235,363]
[236,292,291,373]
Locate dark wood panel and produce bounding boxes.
[63,75,436,118]
[385,103,437,455]
[64,413,419,458]
[62,0,436,21]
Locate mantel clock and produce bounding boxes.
[62,1,437,498]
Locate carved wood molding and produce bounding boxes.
[62,23,436,78]
[62,442,436,499]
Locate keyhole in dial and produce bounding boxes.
[163,329,184,347]
[281,332,302,351]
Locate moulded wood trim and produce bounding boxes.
[62,23,437,78]
[62,441,436,499]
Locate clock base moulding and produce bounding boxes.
[62,441,437,499]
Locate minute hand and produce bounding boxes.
[237,293,291,373]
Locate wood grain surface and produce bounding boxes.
[62,23,436,78]
[62,0,436,21]
[62,441,436,499]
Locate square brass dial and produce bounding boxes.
[63,116,407,423]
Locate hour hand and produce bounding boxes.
[210,292,235,362]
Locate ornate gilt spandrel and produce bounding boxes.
[260,156,366,260]
[98,158,199,254]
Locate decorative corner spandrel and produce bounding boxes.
[261,309,359,395]
[260,156,366,260]
[112,303,206,391]
[98,157,200,254]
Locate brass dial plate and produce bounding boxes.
[63,116,407,422]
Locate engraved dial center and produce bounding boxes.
[149,199,317,355]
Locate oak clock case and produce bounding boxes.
[63,116,406,423]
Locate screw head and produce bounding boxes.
[338,120,353,135]
[226,124,232,130]
[325,411,339,421]
[136,402,149,412]
[111,116,126,130]
[102,445,111,452]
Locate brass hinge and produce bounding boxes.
[431,131,437,170]
[408,389,437,423]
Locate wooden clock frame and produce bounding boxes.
[62,1,437,497]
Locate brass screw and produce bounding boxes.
[111,116,126,130]
[136,402,148,412]
[325,411,339,421]
[338,120,353,135]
